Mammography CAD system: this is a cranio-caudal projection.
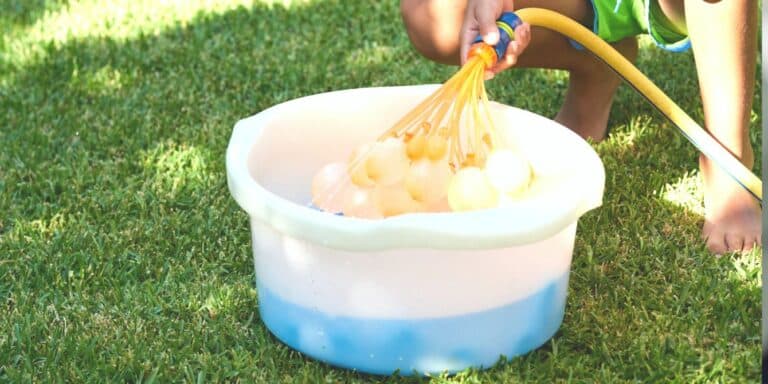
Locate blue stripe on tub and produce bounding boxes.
[256,271,570,375]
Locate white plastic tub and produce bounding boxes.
[226,85,605,375]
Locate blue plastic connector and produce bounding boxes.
[471,12,523,60]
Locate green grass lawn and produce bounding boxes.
[0,0,761,382]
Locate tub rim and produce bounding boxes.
[226,85,605,251]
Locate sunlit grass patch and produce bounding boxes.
[658,171,704,215]
[598,115,653,153]
[141,142,214,197]
[344,43,397,69]
[726,250,760,287]
[2,0,312,70]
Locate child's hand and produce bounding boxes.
[459,0,531,79]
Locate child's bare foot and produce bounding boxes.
[700,155,762,254]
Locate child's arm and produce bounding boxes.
[458,0,531,78]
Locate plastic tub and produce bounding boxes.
[226,85,605,375]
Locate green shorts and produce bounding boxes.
[571,0,691,52]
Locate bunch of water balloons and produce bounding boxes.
[310,44,534,218]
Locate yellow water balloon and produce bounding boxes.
[425,197,451,213]
[425,135,448,160]
[374,183,423,217]
[366,138,410,186]
[404,159,453,204]
[484,149,532,196]
[447,166,499,211]
[311,162,351,213]
[342,186,382,219]
[406,135,426,160]
[348,143,375,187]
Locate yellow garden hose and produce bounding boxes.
[512,8,762,202]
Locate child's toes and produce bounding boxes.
[724,233,745,253]
[742,234,760,251]
[702,225,726,255]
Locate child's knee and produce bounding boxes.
[400,0,463,64]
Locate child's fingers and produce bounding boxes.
[475,4,501,46]
[459,29,471,65]
[491,52,516,74]
[460,2,503,64]
[515,23,531,51]
[505,23,531,66]
[459,21,480,65]
[489,22,531,74]
[459,4,482,65]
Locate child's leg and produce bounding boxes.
[659,0,760,253]
[400,0,638,141]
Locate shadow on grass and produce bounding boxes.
[0,0,760,382]
[0,0,65,28]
